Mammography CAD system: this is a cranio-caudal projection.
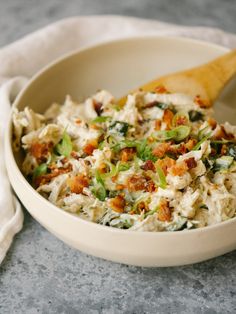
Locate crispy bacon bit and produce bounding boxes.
[68,174,89,194]
[111,175,118,183]
[61,157,68,165]
[156,157,176,175]
[194,95,209,108]
[175,115,188,126]
[158,199,171,222]
[137,201,149,213]
[116,184,126,190]
[154,119,162,131]
[169,161,188,176]
[163,109,174,130]
[108,195,126,213]
[185,138,197,151]
[35,163,72,187]
[30,142,53,162]
[120,147,136,162]
[207,118,217,130]
[155,85,168,94]
[75,118,82,124]
[221,144,227,156]
[83,139,98,155]
[71,151,80,160]
[90,124,101,130]
[93,100,103,116]
[126,175,146,192]
[176,143,187,155]
[213,126,234,141]
[145,180,156,193]
[141,160,155,171]
[184,157,197,170]
[153,143,171,158]
[98,162,107,174]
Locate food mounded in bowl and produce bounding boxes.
[12,88,236,232]
[5,36,236,266]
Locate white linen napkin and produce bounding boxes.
[1,15,236,264]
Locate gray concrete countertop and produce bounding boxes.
[0,1,235,313]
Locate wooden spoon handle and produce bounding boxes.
[118,49,236,107]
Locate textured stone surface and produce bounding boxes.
[0,1,236,313]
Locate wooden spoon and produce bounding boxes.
[118,49,236,108]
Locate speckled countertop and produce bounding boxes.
[0,1,236,313]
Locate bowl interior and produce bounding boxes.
[15,36,228,114]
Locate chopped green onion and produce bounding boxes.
[174,125,191,142]
[192,133,211,151]
[153,126,190,142]
[153,129,176,141]
[118,163,130,172]
[55,131,72,157]
[136,139,157,162]
[198,126,211,140]
[144,208,158,218]
[92,116,111,123]
[156,164,167,189]
[33,163,47,180]
[92,170,107,201]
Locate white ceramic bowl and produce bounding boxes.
[5,36,236,267]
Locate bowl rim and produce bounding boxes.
[7,35,236,237]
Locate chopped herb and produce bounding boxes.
[92,116,111,123]
[213,156,234,172]
[109,121,129,136]
[189,110,204,122]
[153,125,190,142]
[118,163,131,172]
[153,129,176,141]
[156,164,167,189]
[155,102,169,110]
[192,134,211,151]
[228,145,236,159]
[136,139,157,162]
[33,163,47,180]
[55,131,72,157]
[92,170,107,201]
[174,125,191,142]
[144,208,158,218]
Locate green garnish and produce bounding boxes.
[198,126,211,140]
[213,156,234,172]
[188,110,204,122]
[33,163,47,180]
[228,145,236,159]
[92,116,111,123]
[92,170,107,201]
[55,131,72,157]
[118,163,131,172]
[174,125,191,141]
[153,125,190,142]
[192,133,212,151]
[144,208,158,218]
[136,139,157,162]
[156,164,167,189]
[109,121,130,136]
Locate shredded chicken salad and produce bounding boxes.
[12,88,236,231]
